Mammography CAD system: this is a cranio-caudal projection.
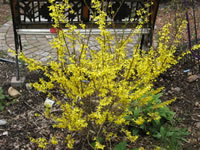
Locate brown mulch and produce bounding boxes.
[0,0,200,150]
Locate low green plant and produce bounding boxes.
[113,141,146,150]
[0,50,7,57]
[114,141,127,150]
[152,126,189,150]
[19,58,26,65]
[125,90,174,132]
[125,90,189,150]
[0,87,6,110]
[0,87,14,111]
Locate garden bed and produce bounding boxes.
[0,0,200,149]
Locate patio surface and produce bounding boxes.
[0,20,57,62]
[0,20,156,63]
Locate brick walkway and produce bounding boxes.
[0,20,153,63]
[0,21,57,63]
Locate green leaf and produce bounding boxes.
[140,124,145,129]
[114,141,127,150]
[160,126,165,136]
[97,137,103,143]
[153,132,162,139]
[131,148,139,150]
[0,105,4,111]
[132,128,139,136]
[91,142,95,148]
[133,108,140,118]
[0,87,3,92]
[158,106,175,121]
[0,94,5,100]
[0,87,5,100]
[125,115,132,121]
[166,131,174,137]
[153,92,163,99]
[152,119,161,128]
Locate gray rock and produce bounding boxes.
[196,122,200,128]
[174,87,181,92]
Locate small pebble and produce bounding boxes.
[0,119,7,126]
[187,72,192,76]
[44,98,55,108]
[2,131,8,136]
[173,87,181,92]
[25,83,32,90]
[27,99,32,103]
[195,102,200,107]
[196,122,200,128]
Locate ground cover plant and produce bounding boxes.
[0,87,6,111]
[0,87,13,111]
[8,0,200,149]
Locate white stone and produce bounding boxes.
[25,83,32,90]
[2,131,8,136]
[44,98,55,107]
[0,119,7,126]
[195,102,200,107]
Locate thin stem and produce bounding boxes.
[125,44,139,80]
[87,131,95,150]
[192,0,198,43]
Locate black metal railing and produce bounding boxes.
[11,0,153,29]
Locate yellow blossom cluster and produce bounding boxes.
[29,137,48,149]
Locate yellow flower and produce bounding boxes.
[79,23,86,29]
[30,137,48,149]
[146,131,150,135]
[34,113,41,117]
[134,116,145,125]
[95,141,105,150]
[139,147,145,150]
[154,146,161,150]
[51,136,58,145]
[121,129,138,143]
[153,98,176,109]
[148,112,161,121]
[66,135,75,149]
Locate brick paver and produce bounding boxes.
[0,20,156,64]
[0,21,56,62]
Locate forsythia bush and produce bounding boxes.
[17,0,198,149]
